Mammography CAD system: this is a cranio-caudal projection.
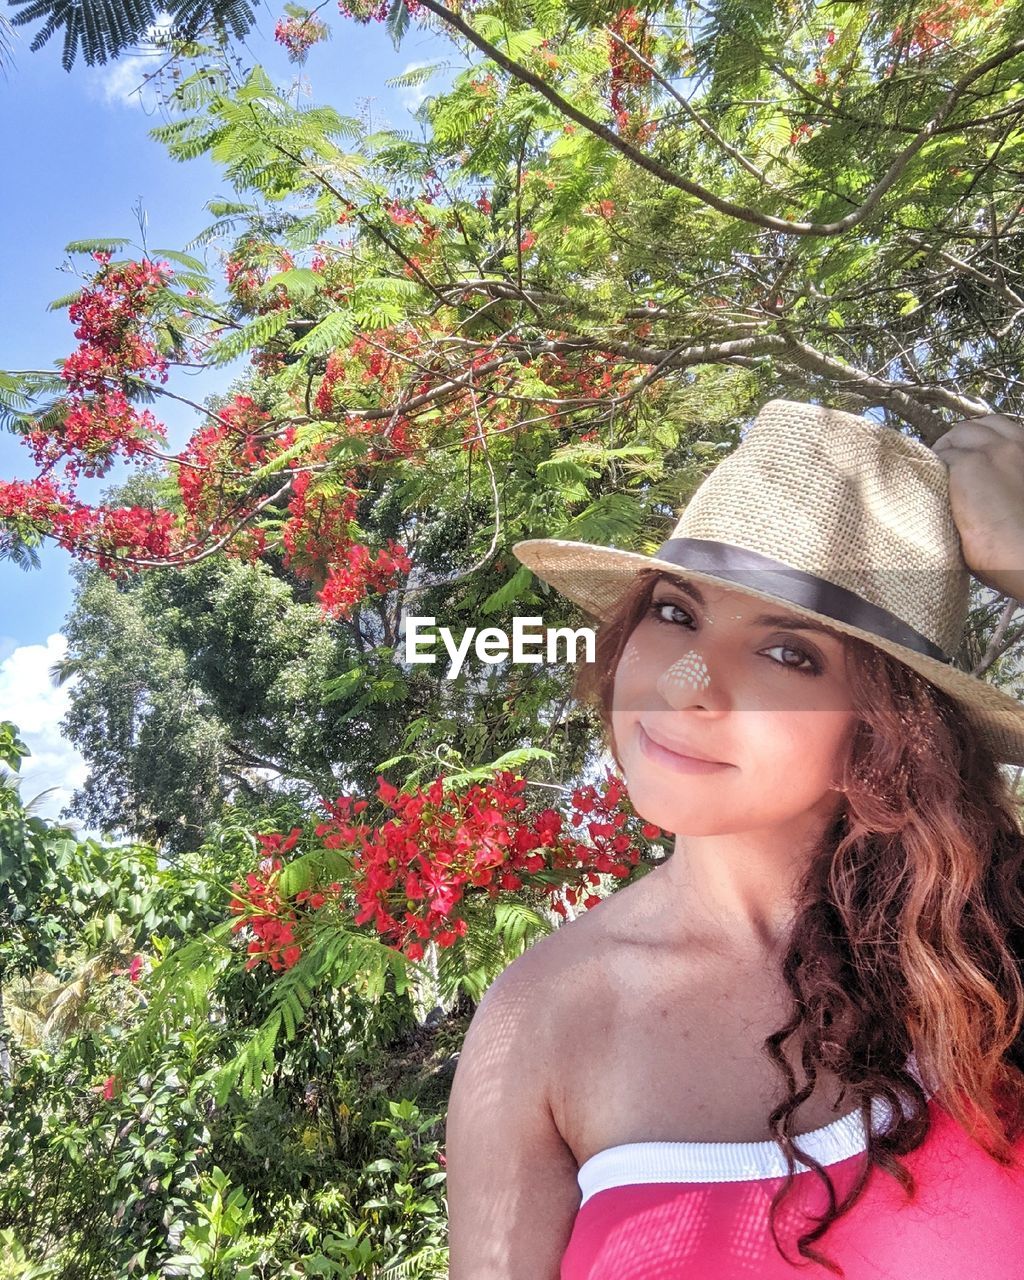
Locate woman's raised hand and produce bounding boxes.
[931,414,1024,604]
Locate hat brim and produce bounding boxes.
[513,537,1024,768]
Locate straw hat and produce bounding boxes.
[513,398,1024,766]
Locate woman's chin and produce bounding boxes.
[626,794,726,837]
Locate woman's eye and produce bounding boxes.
[649,600,693,626]
[647,600,821,675]
[762,644,820,675]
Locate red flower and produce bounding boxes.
[274,13,329,62]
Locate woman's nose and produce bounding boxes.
[656,650,712,709]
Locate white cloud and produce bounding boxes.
[91,54,162,109]
[0,633,90,829]
[85,13,174,110]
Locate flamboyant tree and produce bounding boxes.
[4,0,1023,586]
[4,0,1024,971]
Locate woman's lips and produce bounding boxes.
[638,724,732,774]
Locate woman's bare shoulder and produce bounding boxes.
[511,883,631,970]
[499,872,658,1020]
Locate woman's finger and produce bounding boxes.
[934,415,1024,450]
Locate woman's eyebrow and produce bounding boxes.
[655,578,839,638]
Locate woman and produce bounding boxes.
[445,399,1024,1278]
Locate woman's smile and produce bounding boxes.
[637,723,734,774]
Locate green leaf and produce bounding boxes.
[386,0,410,50]
[64,237,132,255]
[442,746,555,787]
[264,267,323,298]
[205,311,292,366]
[290,309,356,357]
[321,668,366,704]
[535,457,599,486]
[479,565,536,615]
[386,62,447,89]
[150,249,209,275]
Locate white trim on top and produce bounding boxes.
[576,1054,934,1204]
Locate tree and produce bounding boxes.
[0,761,454,1278]
[4,0,1023,914]
[55,456,603,851]
[3,0,1023,978]
[4,1,1023,551]
[5,0,256,69]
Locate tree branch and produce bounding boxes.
[413,0,1024,239]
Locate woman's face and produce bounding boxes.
[611,574,859,836]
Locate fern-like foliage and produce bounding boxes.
[0,531,42,572]
[7,0,256,70]
[198,923,412,1105]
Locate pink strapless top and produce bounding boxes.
[560,1076,1024,1279]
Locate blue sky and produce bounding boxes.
[0,4,459,827]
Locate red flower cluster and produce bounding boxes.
[387,201,418,227]
[229,769,664,972]
[225,256,263,306]
[174,394,293,549]
[220,393,275,465]
[63,253,170,393]
[890,0,982,53]
[337,0,423,21]
[608,8,654,115]
[312,337,422,460]
[470,72,497,97]
[279,465,411,616]
[519,345,638,429]
[314,351,346,416]
[176,423,232,527]
[0,475,176,573]
[29,391,165,481]
[27,253,172,483]
[273,13,329,61]
[613,110,657,143]
[386,199,440,248]
[281,468,359,575]
[318,540,413,619]
[225,247,295,313]
[229,830,307,971]
[316,768,661,960]
[91,506,177,569]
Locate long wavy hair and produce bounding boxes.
[573,566,1024,1274]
